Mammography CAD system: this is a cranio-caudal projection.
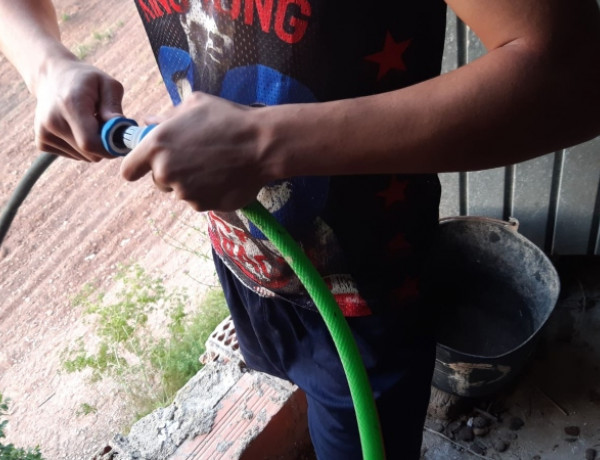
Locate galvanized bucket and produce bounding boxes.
[424,217,560,398]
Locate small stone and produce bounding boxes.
[456,426,474,442]
[473,426,490,437]
[532,456,541,460]
[564,425,580,436]
[429,421,445,433]
[509,416,525,431]
[470,441,487,456]
[586,448,597,460]
[445,420,462,439]
[493,439,509,452]
[447,420,463,433]
[505,431,518,440]
[473,415,490,429]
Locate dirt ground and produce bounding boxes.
[0,1,217,458]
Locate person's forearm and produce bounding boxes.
[0,0,75,95]
[263,28,600,178]
[264,46,600,178]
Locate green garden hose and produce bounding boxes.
[101,117,386,460]
[242,201,385,460]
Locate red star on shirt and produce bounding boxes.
[378,177,408,208]
[387,233,411,253]
[391,277,420,304]
[365,32,411,81]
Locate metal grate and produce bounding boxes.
[439,9,600,255]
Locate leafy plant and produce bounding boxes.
[0,394,44,459]
[73,43,92,61]
[62,264,229,422]
[92,29,114,42]
[76,403,98,417]
[71,21,124,60]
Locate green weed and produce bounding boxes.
[62,264,229,423]
[72,20,124,60]
[0,394,44,459]
[76,403,98,417]
[92,29,114,42]
[73,43,92,60]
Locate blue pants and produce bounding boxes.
[214,254,436,460]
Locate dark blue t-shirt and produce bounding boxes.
[134,0,445,316]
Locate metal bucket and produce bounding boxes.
[424,217,560,398]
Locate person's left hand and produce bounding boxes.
[120,92,277,212]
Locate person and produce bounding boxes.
[1,1,599,458]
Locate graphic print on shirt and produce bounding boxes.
[134,0,446,316]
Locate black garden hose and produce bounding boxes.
[0,152,58,247]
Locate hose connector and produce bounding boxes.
[101,116,156,156]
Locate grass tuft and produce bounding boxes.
[72,21,124,60]
[62,264,229,424]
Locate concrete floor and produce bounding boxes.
[422,256,600,460]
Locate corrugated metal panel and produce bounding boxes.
[439,9,600,255]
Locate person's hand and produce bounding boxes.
[120,92,276,212]
[33,55,124,161]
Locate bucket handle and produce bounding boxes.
[439,216,520,232]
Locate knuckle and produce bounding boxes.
[60,92,80,112]
[78,136,99,154]
[38,110,63,133]
[184,92,204,108]
[152,129,169,146]
[186,200,205,212]
[111,79,124,96]
[174,188,186,201]
[187,92,202,103]
[35,137,48,152]
[174,180,191,198]
[152,163,173,185]
[34,128,53,151]
[35,138,49,152]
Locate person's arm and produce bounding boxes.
[0,0,124,161]
[120,0,600,211]
[266,0,600,176]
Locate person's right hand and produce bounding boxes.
[33,55,124,162]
